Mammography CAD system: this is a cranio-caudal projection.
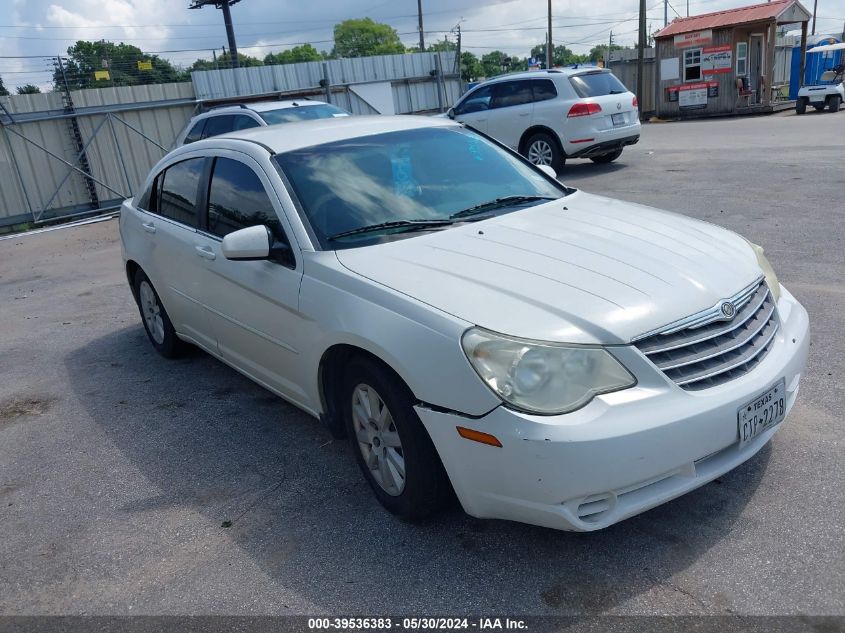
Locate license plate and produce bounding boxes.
[737,378,786,448]
[611,113,626,126]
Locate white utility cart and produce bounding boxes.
[796,42,845,114]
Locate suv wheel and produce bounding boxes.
[796,97,808,114]
[524,132,564,170]
[830,95,841,113]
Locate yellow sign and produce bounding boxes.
[137,60,153,71]
[94,70,110,81]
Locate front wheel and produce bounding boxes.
[524,132,564,171]
[590,149,623,164]
[830,95,841,113]
[796,97,808,114]
[342,357,450,520]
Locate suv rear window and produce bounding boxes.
[569,71,628,98]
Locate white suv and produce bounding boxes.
[175,99,349,145]
[448,69,641,169]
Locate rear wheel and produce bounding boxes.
[796,97,808,115]
[524,132,564,171]
[830,95,841,113]
[590,149,623,164]
[342,356,449,520]
[133,269,186,358]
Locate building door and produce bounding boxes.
[749,34,764,104]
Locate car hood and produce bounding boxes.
[334,190,762,344]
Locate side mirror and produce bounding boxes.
[221,225,271,261]
[447,107,456,119]
[536,164,557,180]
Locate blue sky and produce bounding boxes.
[2,0,843,89]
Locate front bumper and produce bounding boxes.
[417,285,809,531]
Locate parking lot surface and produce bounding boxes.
[0,111,842,616]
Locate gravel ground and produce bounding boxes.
[0,110,842,617]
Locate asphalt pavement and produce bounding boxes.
[0,110,842,617]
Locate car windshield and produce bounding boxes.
[569,71,628,98]
[259,104,349,125]
[273,126,569,249]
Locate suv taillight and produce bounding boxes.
[632,96,639,108]
[567,102,602,117]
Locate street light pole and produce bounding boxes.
[547,0,553,69]
[188,1,242,69]
[418,0,425,52]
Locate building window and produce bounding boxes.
[684,48,702,81]
[736,42,748,76]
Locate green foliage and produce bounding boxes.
[0,76,8,97]
[16,84,41,94]
[264,44,324,65]
[480,50,514,78]
[530,43,587,68]
[588,44,625,62]
[427,39,457,53]
[54,40,186,91]
[460,51,484,83]
[333,18,406,58]
[190,52,264,72]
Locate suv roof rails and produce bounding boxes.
[206,103,250,111]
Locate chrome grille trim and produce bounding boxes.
[633,276,765,341]
[633,278,779,390]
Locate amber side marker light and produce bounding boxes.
[456,426,503,447]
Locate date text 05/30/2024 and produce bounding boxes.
[308,618,528,630]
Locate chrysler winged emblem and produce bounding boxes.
[720,301,736,319]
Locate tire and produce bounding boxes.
[342,356,450,520]
[133,269,186,359]
[523,132,564,171]
[590,149,623,164]
[830,95,841,113]
[796,97,807,115]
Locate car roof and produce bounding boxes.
[200,99,330,115]
[188,115,459,155]
[480,67,610,85]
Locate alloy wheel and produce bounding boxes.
[351,383,406,496]
[139,280,165,345]
[527,140,554,166]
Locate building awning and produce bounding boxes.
[655,0,811,39]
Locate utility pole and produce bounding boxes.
[664,0,668,27]
[456,24,462,81]
[189,1,242,69]
[637,0,646,117]
[418,0,425,52]
[608,30,613,64]
[547,0,553,69]
[811,0,817,35]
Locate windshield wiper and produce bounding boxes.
[450,195,558,220]
[328,219,455,241]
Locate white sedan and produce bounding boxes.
[120,115,809,531]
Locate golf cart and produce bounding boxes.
[796,42,845,114]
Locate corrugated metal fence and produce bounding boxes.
[607,48,657,115]
[0,52,460,229]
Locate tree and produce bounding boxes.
[16,84,41,94]
[588,44,625,62]
[264,44,324,65]
[460,51,484,82]
[189,52,263,72]
[333,18,406,58]
[480,50,512,78]
[54,40,184,90]
[0,76,9,96]
[530,43,586,68]
[427,39,457,53]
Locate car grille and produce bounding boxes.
[633,278,779,391]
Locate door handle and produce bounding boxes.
[141,222,156,234]
[194,245,216,261]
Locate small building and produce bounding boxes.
[653,0,811,117]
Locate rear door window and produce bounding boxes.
[232,115,261,131]
[157,158,205,226]
[202,115,236,138]
[532,79,558,102]
[569,71,628,98]
[491,81,533,108]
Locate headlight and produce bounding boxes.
[743,238,781,303]
[461,328,636,415]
